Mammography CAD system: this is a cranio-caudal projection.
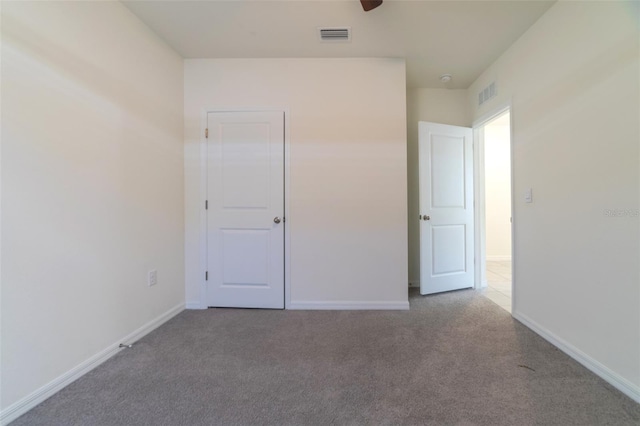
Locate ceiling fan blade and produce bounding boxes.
[360,0,383,12]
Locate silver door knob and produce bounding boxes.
[423,215,430,221]
[273,217,281,224]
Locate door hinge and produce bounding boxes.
[205,200,208,210]
[205,271,208,281]
[205,128,208,138]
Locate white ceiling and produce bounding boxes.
[123,0,554,89]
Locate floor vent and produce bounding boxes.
[478,82,497,106]
[319,27,351,42]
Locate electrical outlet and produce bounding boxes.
[148,270,157,287]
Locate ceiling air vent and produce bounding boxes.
[319,27,351,42]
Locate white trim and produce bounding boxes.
[283,109,292,309]
[473,126,486,290]
[486,255,512,261]
[200,107,291,310]
[198,110,209,310]
[409,281,420,288]
[186,302,207,310]
[507,108,516,313]
[289,301,410,310]
[472,101,512,128]
[0,303,185,425]
[513,311,640,404]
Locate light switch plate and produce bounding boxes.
[148,270,157,286]
[525,188,533,203]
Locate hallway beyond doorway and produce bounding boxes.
[481,260,512,313]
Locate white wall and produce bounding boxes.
[185,58,408,308]
[1,1,185,414]
[484,113,511,261]
[468,1,640,399]
[406,88,469,285]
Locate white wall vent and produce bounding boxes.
[319,27,351,42]
[478,82,497,106]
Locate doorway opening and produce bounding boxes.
[475,110,513,313]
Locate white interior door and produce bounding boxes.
[419,122,474,295]
[206,111,284,309]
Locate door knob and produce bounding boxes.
[423,215,430,221]
[273,217,281,224]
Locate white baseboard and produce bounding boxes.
[409,281,420,288]
[0,303,185,425]
[486,255,512,261]
[513,311,640,404]
[289,300,410,310]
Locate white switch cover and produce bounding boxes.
[148,270,157,286]
[524,188,533,203]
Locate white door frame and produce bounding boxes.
[472,101,515,312]
[197,107,291,309]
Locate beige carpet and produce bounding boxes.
[11,288,640,425]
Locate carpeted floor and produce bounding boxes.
[11,289,640,425]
